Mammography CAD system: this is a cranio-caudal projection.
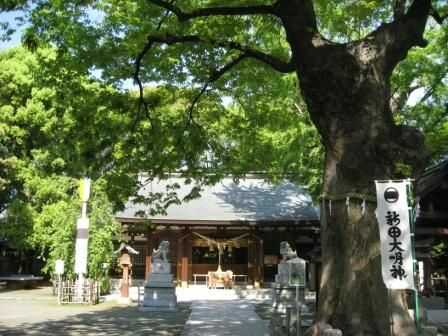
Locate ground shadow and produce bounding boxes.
[0,284,49,294]
[0,302,191,336]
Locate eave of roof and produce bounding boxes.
[417,158,448,198]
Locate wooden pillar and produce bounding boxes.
[181,257,189,288]
[252,237,263,288]
[248,232,263,288]
[258,239,264,287]
[175,230,192,287]
[176,236,183,285]
[185,232,193,284]
[248,237,256,286]
[308,262,316,291]
[423,258,433,292]
[145,256,152,281]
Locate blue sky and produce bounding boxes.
[0,10,25,50]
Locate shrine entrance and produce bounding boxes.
[115,176,321,287]
[170,229,264,288]
[119,220,320,288]
[190,232,252,287]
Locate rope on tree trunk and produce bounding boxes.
[319,192,377,203]
[320,192,377,217]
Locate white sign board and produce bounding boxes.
[375,180,415,290]
[55,259,64,275]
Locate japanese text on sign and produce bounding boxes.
[375,181,415,290]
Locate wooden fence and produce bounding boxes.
[56,279,99,304]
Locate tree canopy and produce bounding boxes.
[1,1,447,335]
[0,47,129,277]
[0,45,320,276]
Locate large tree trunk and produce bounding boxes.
[317,155,416,336]
[299,47,428,335]
[277,1,430,333]
[303,66,420,335]
[301,56,423,334]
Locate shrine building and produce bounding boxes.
[416,159,448,295]
[115,175,320,287]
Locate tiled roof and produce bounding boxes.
[417,158,448,198]
[116,176,319,223]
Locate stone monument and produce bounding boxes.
[272,241,307,313]
[141,240,177,311]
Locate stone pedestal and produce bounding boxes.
[141,261,177,312]
[117,296,132,305]
[272,284,305,313]
[272,257,306,313]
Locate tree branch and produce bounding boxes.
[133,32,292,139]
[389,85,419,114]
[370,0,432,76]
[133,40,153,128]
[147,0,278,21]
[390,66,447,114]
[132,11,172,128]
[392,0,407,20]
[413,69,448,106]
[138,33,294,73]
[0,0,27,12]
[186,53,249,120]
[430,7,448,24]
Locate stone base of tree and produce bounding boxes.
[304,322,343,336]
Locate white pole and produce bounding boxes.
[74,178,91,292]
[57,273,61,304]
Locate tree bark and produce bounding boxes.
[298,60,418,336]
[298,48,422,335]
[276,0,431,335]
[318,196,416,335]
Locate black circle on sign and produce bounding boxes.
[384,187,399,203]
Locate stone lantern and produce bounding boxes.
[115,243,139,304]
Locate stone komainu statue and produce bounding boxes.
[279,241,297,261]
[152,240,170,263]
